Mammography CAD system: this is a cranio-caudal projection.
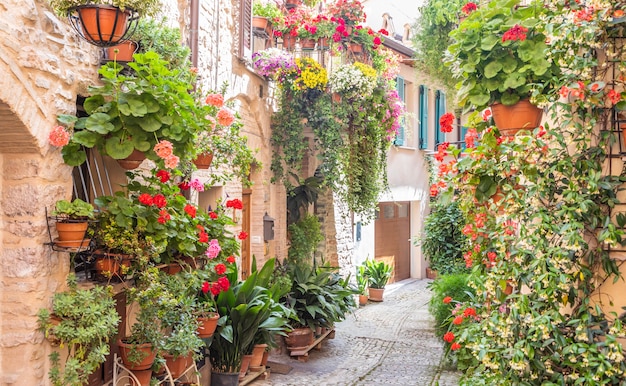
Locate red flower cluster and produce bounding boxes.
[226,198,243,210]
[202,277,231,296]
[156,169,170,183]
[198,226,209,243]
[443,296,452,304]
[502,24,528,42]
[215,263,227,275]
[465,128,478,148]
[443,331,455,343]
[138,193,167,208]
[439,112,455,133]
[608,89,622,105]
[209,211,218,219]
[238,231,248,240]
[184,204,197,218]
[461,2,477,15]
[227,255,236,264]
[157,209,171,224]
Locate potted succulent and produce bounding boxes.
[51,198,94,248]
[362,258,392,302]
[46,0,161,46]
[37,274,121,386]
[447,0,558,134]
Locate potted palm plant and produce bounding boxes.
[447,0,559,135]
[362,258,392,302]
[356,264,368,306]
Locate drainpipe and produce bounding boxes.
[190,0,199,69]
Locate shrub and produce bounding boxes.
[417,201,469,275]
[428,273,474,337]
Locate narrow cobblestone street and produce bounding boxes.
[255,279,461,386]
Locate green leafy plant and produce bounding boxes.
[252,0,283,22]
[37,274,121,386]
[412,0,466,95]
[447,0,559,111]
[427,273,474,336]
[209,268,278,373]
[416,201,469,275]
[52,198,95,220]
[362,259,392,289]
[355,264,368,295]
[287,213,323,268]
[131,17,191,69]
[282,264,356,331]
[47,0,161,17]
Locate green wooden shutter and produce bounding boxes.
[419,85,428,149]
[394,76,406,146]
[460,126,468,150]
[435,90,446,146]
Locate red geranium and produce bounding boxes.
[238,231,248,240]
[443,296,452,304]
[443,332,455,343]
[461,2,477,15]
[209,211,218,219]
[138,193,153,206]
[215,263,227,275]
[451,342,461,351]
[217,276,230,291]
[184,204,197,218]
[153,194,167,208]
[439,112,455,133]
[502,24,528,42]
[156,169,170,183]
[227,255,236,264]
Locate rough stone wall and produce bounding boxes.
[0,1,101,384]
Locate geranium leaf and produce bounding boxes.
[484,62,503,79]
[85,113,115,134]
[72,130,99,148]
[61,143,87,166]
[105,137,134,159]
[138,115,162,132]
[83,95,106,115]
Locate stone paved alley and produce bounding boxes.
[255,279,461,386]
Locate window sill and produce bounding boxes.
[393,145,417,151]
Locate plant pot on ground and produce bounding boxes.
[362,258,392,302]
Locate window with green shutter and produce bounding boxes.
[419,85,428,149]
[434,90,446,146]
[394,76,406,146]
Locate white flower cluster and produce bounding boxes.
[328,64,376,99]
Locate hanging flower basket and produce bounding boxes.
[490,99,543,137]
[68,5,138,47]
[193,152,214,169]
[116,149,146,170]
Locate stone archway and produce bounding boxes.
[0,2,100,383]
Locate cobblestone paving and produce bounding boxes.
[255,279,462,386]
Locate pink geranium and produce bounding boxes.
[205,239,221,259]
[217,109,235,126]
[49,125,70,147]
[205,93,224,108]
[154,140,174,159]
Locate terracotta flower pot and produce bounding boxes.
[491,99,543,136]
[104,40,138,62]
[282,35,296,50]
[118,339,157,371]
[196,313,219,338]
[164,352,194,379]
[300,38,316,50]
[129,369,152,386]
[193,152,214,169]
[239,354,252,380]
[358,294,368,306]
[249,343,267,368]
[116,149,146,170]
[284,327,313,350]
[252,16,269,31]
[75,5,131,45]
[55,221,88,243]
[368,287,385,302]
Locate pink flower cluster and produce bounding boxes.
[49,125,70,147]
[153,140,180,169]
[206,239,221,259]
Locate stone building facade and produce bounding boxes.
[0,0,286,383]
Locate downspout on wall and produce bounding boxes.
[190,0,199,69]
